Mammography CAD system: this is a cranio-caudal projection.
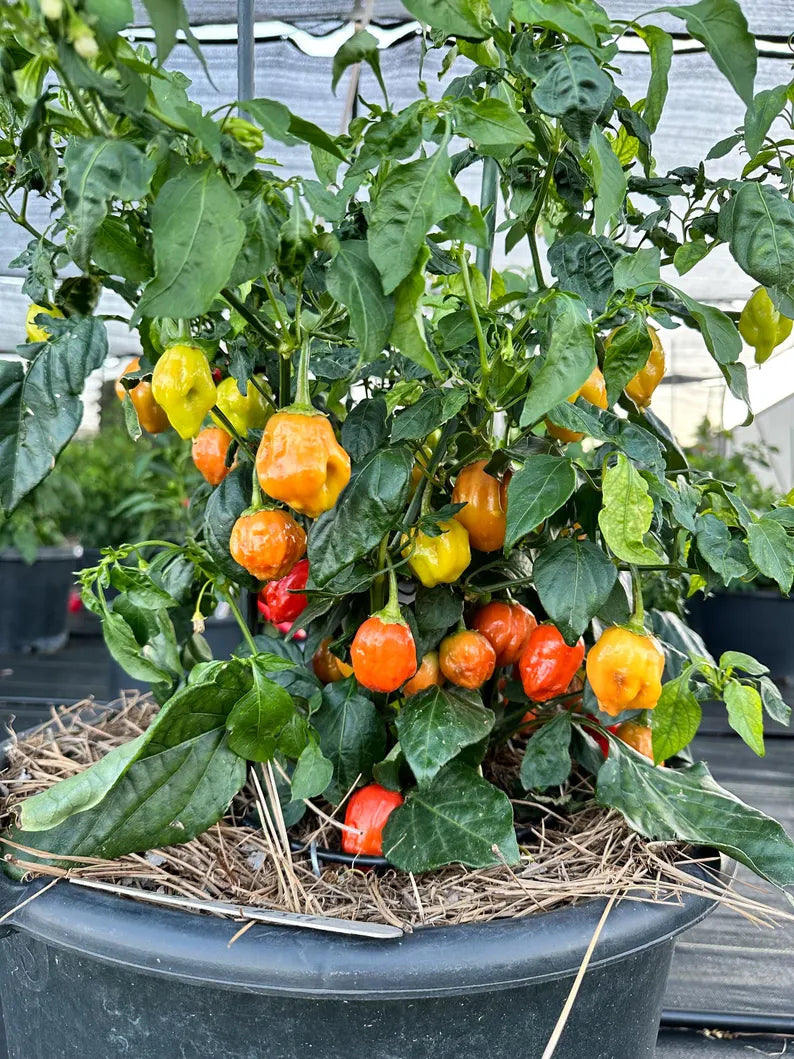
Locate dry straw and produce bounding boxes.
[0,696,787,933]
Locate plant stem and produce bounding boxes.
[279,352,291,408]
[225,590,259,655]
[221,287,277,346]
[525,149,559,290]
[247,372,278,413]
[57,65,103,136]
[209,406,258,461]
[476,155,499,296]
[403,416,457,529]
[630,565,645,627]
[292,337,312,409]
[0,192,45,241]
[262,276,292,337]
[457,247,490,388]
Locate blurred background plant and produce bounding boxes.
[686,419,780,514]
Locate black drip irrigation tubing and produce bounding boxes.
[661,1010,794,1035]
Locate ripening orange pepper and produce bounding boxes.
[256,412,351,518]
[623,327,665,408]
[229,509,306,582]
[585,625,665,717]
[612,721,657,762]
[351,616,417,693]
[471,601,537,667]
[518,625,585,703]
[546,366,609,443]
[439,629,496,689]
[114,357,170,434]
[452,460,509,552]
[402,651,445,698]
[312,638,354,684]
[191,427,232,485]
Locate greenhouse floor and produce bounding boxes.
[0,635,792,1059]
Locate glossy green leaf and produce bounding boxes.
[747,517,794,593]
[520,712,573,789]
[313,678,386,799]
[602,313,653,405]
[612,247,661,294]
[547,400,664,473]
[520,292,596,427]
[598,454,663,565]
[327,240,394,361]
[723,680,765,756]
[513,0,610,47]
[0,317,107,513]
[396,686,494,784]
[532,46,614,148]
[588,127,627,235]
[369,147,462,294]
[92,216,152,286]
[391,387,467,443]
[332,30,387,104]
[63,138,154,268]
[547,234,624,314]
[389,244,440,375]
[136,164,244,320]
[695,513,749,580]
[290,742,334,801]
[340,396,389,462]
[758,676,791,727]
[452,97,531,155]
[597,751,794,887]
[243,98,346,160]
[533,538,618,642]
[505,454,576,547]
[719,651,768,676]
[400,0,489,39]
[744,84,789,158]
[661,0,756,106]
[226,658,298,762]
[308,446,413,586]
[719,183,794,290]
[228,194,280,287]
[382,762,520,871]
[650,672,702,763]
[674,288,742,366]
[203,464,260,590]
[635,25,672,132]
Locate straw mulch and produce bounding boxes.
[0,697,784,932]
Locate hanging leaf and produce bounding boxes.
[719,183,794,290]
[588,127,627,235]
[332,30,388,105]
[505,455,577,547]
[520,712,573,789]
[531,46,614,149]
[520,292,596,426]
[326,240,394,361]
[399,0,489,39]
[390,245,440,376]
[396,686,494,784]
[661,0,756,106]
[313,678,386,799]
[598,454,664,565]
[533,538,618,642]
[650,672,702,763]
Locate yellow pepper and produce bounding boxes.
[546,366,609,443]
[150,344,217,440]
[585,626,665,717]
[738,288,793,364]
[26,303,64,342]
[401,519,471,588]
[211,376,272,436]
[623,327,665,408]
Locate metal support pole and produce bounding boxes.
[237,0,255,110]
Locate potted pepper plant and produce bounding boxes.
[0,0,793,1056]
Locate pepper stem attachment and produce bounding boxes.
[375,557,403,624]
[290,335,313,413]
[629,565,645,632]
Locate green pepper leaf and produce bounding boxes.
[313,677,386,799]
[290,741,334,801]
[520,712,573,789]
[226,658,298,762]
[723,679,765,756]
[399,0,489,39]
[520,292,596,427]
[505,454,577,548]
[660,0,756,106]
[650,672,702,763]
[396,686,495,784]
[598,454,664,565]
[747,516,794,593]
[719,183,794,290]
[382,762,520,871]
[533,538,618,642]
[326,240,394,361]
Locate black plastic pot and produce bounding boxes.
[687,590,794,699]
[0,850,724,1059]
[0,547,81,653]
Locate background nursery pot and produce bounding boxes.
[0,858,724,1059]
[687,591,794,701]
[0,547,81,653]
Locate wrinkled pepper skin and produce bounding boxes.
[623,327,665,408]
[351,616,417,693]
[612,720,656,762]
[256,412,351,518]
[211,376,272,436]
[402,519,471,588]
[259,558,309,624]
[518,625,585,702]
[342,783,404,857]
[402,651,444,698]
[26,302,63,342]
[151,344,217,439]
[191,427,232,485]
[739,288,793,364]
[439,629,496,689]
[585,626,665,717]
[312,638,353,683]
[472,601,537,667]
[546,366,609,443]
[229,509,306,582]
[452,460,508,553]
[114,356,170,434]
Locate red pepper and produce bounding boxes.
[518,625,585,703]
[342,783,404,857]
[258,558,309,624]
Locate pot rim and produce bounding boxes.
[0,852,729,1000]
